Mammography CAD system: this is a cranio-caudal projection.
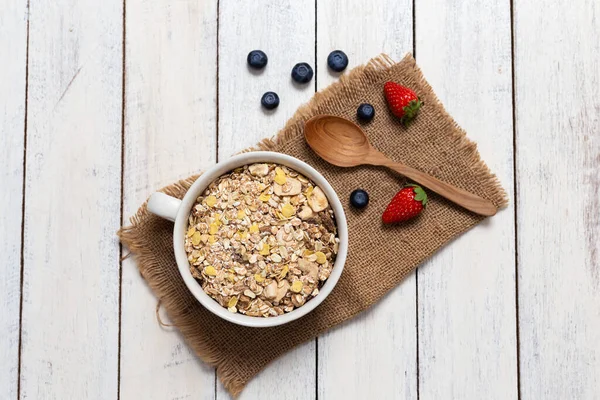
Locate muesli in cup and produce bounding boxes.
[184,163,339,317]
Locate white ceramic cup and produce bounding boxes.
[147,151,348,328]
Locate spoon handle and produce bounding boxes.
[384,161,497,216]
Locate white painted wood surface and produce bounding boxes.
[18,0,122,398]
[515,0,600,398]
[120,0,218,399]
[415,1,518,399]
[216,1,316,399]
[315,1,418,399]
[0,1,27,398]
[2,1,599,399]
[217,0,316,157]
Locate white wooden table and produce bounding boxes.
[2,0,599,399]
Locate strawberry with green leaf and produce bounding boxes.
[382,184,428,223]
[384,81,423,125]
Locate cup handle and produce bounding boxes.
[147,192,182,222]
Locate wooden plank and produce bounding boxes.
[514,0,600,398]
[216,1,316,399]
[19,0,122,398]
[415,1,518,399]
[0,1,27,398]
[315,1,417,399]
[120,0,218,399]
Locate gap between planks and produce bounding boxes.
[17,0,31,397]
[509,0,522,397]
[412,0,419,398]
[117,0,128,398]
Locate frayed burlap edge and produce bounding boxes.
[118,53,508,397]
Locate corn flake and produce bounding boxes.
[249,223,259,233]
[290,280,303,293]
[281,203,295,218]
[191,232,202,246]
[259,244,270,256]
[204,265,217,276]
[315,251,327,264]
[259,192,271,202]
[205,195,217,207]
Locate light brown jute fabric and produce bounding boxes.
[119,54,507,397]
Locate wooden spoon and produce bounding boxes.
[304,114,497,216]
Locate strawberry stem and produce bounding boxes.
[408,184,428,206]
[401,99,423,126]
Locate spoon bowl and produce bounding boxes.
[305,115,372,167]
[304,114,497,217]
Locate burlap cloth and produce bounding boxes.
[119,54,507,397]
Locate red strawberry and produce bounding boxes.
[382,184,428,223]
[384,82,423,125]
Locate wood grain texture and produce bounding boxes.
[0,1,27,398]
[514,0,600,398]
[216,1,316,399]
[415,1,518,399]
[120,0,218,399]
[315,1,417,398]
[19,0,122,398]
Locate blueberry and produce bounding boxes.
[327,50,349,72]
[356,103,375,122]
[350,189,369,209]
[261,92,279,110]
[291,62,314,84]
[247,50,268,69]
